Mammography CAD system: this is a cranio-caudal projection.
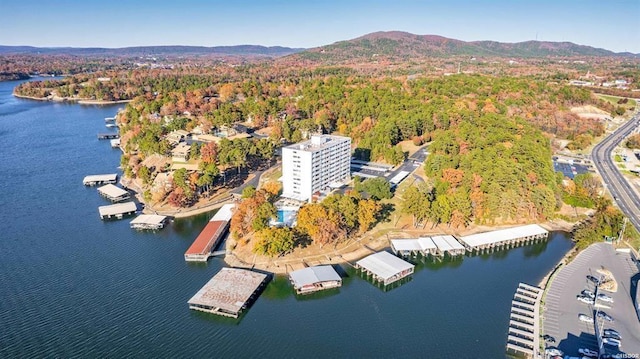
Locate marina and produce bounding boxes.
[458,224,549,254]
[184,204,234,262]
[355,251,415,286]
[83,173,118,186]
[505,283,542,358]
[187,268,268,318]
[98,201,137,219]
[97,184,130,202]
[431,234,466,257]
[130,214,168,230]
[289,265,342,294]
[97,133,119,140]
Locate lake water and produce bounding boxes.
[0,78,574,358]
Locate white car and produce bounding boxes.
[597,293,614,303]
[578,314,593,322]
[545,348,563,356]
[603,337,621,347]
[577,295,594,304]
[578,348,598,357]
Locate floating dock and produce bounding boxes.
[289,265,342,294]
[355,251,415,286]
[97,133,119,140]
[105,117,116,122]
[431,235,466,257]
[97,184,130,202]
[110,138,120,148]
[505,283,542,358]
[130,214,168,230]
[458,224,548,254]
[184,204,235,262]
[83,173,118,186]
[98,201,137,220]
[188,268,268,318]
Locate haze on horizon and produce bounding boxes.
[1,0,639,53]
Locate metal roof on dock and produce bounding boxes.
[98,201,137,217]
[459,224,548,249]
[130,214,167,227]
[356,251,414,282]
[391,237,437,252]
[210,203,235,222]
[184,221,226,256]
[431,235,465,252]
[83,173,117,184]
[289,266,341,288]
[188,268,267,315]
[97,184,129,200]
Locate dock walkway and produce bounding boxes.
[505,282,542,358]
[459,224,548,254]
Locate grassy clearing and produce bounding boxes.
[597,94,637,109]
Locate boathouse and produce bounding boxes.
[506,283,542,358]
[97,184,130,202]
[431,235,466,257]
[289,265,342,294]
[391,237,438,257]
[188,268,268,318]
[459,224,548,253]
[83,173,118,186]
[184,204,235,262]
[97,133,119,140]
[110,138,120,148]
[98,201,137,220]
[130,214,168,230]
[355,251,415,286]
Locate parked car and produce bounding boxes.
[597,293,614,303]
[603,328,620,337]
[581,289,595,299]
[542,334,556,343]
[576,295,595,304]
[545,347,563,356]
[597,311,614,322]
[603,332,622,341]
[578,348,598,357]
[603,337,621,347]
[586,275,600,284]
[578,314,593,322]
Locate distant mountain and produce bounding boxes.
[293,31,636,62]
[0,45,304,57]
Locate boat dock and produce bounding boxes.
[97,133,119,140]
[184,204,234,262]
[110,138,120,148]
[355,251,415,286]
[130,214,168,230]
[105,117,116,122]
[83,173,118,186]
[98,201,137,220]
[505,282,542,358]
[431,235,466,257]
[391,237,437,257]
[458,224,548,254]
[187,268,268,318]
[289,265,342,294]
[105,123,117,128]
[97,184,130,202]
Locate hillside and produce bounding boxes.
[292,31,636,63]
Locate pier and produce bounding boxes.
[188,268,268,318]
[130,214,168,230]
[355,251,414,286]
[431,235,466,257]
[104,117,116,122]
[97,184,130,202]
[289,265,342,294]
[110,138,120,148]
[98,201,137,220]
[97,133,119,140]
[184,204,234,262]
[458,224,548,254]
[505,282,542,358]
[83,173,117,186]
[391,237,437,257]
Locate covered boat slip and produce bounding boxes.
[355,251,415,286]
[184,220,229,262]
[130,214,168,230]
[289,265,342,294]
[83,173,117,186]
[188,268,268,318]
[98,201,137,219]
[97,184,130,202]
[210,203,235,222]
[459,224,548,252]
[390,237,437,257]
[505,283,542,358]
[430,235,466,257]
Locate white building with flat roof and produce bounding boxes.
[282,135,351,202]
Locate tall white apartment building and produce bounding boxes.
[282,135,351,202]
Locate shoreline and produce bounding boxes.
[224,219,577,275]
[13,92,131,105]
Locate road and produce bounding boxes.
[592,112,640,232]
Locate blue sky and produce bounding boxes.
[1,0,639,53]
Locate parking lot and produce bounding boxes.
[542,243,640,357]
[553,161,592,179]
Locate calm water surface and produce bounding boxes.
[0,79,573,358]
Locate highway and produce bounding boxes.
[591,112,640,232]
